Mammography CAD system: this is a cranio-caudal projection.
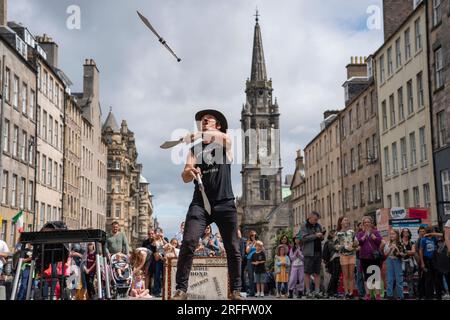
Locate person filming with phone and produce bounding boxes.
[297,211,325,298]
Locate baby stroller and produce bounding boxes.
[109,253,132,299]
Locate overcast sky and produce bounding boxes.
[11,0,383,237]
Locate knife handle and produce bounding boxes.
[196,174,203,187]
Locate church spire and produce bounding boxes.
[250,9,267,81]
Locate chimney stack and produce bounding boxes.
[37,34,59,68]
[0,0,7,26]
[346,56,368,79]
[295,150,304,171]
[83,58,100,99]
[383,0,414,40]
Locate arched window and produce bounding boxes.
[260,176,270,200]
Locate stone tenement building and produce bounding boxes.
[0,16,36,246]
[73,59,107,230]
[33,34,66,230]
[426,0,450,224]
[62,94,82,229]
[3,19,69,232]
[374,1,438,224]
[239,13,289,255]
[304,110,342,231]
[0,0,108,240]
[339,57,383,226]
[103,110,153,248]
[301,58,383,231]
[290,150,306,234]
[63,59,107,230]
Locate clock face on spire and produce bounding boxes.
[258,146,267,157]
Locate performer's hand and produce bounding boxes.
[183,132,201,144]
[187,167,202,180]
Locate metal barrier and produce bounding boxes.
[10,229,111,300]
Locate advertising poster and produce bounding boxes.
[389,218,423,243]
[376,208,390,239]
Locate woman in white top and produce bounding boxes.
[335,216,358,299]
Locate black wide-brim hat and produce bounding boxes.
[195,109,228,133]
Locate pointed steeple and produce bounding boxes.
[250,9,267,81]
[103,107,119,132]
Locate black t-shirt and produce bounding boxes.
[142,239,156,254]
[191,142,234,203]
[252,251,266,274]
[433,241,450,273]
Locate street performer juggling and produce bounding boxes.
[172,109,243,300]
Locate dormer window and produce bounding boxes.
[344,83,349,102]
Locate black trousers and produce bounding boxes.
[86,273,96,299]
[423,259,443,299]
[240,259,247,292]
[327,258,341,296]
[418,268,426,298]
[175,199,241,292]
[436,272,450,298]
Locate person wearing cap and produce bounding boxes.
[172,109,242,300]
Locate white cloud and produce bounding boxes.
[10,0,383,233]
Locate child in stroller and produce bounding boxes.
[112,253,130,279]
[110,253,132,298]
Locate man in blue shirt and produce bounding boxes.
[419,227,443,299]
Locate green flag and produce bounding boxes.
[12,210,23,224]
